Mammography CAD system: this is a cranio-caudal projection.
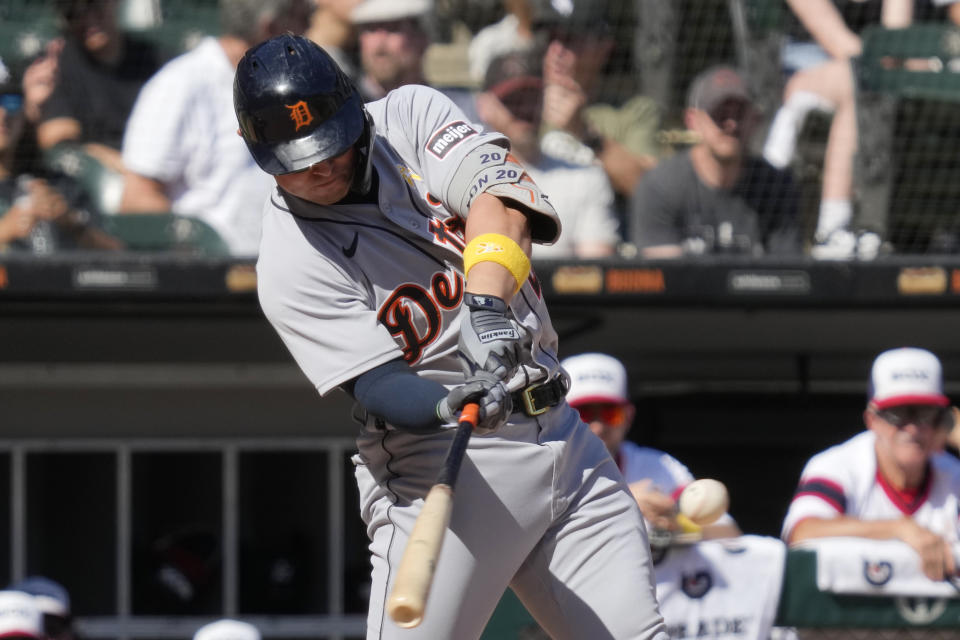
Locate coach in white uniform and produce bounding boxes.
[562,353,788,640]
[120,0,312,255]
[782,347,960,581]
[234,35,668,640]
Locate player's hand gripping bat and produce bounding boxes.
[386,402,480,628]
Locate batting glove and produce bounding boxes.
[458,293,522,381]
[436,373,513,436]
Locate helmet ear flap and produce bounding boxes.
[351,109,376,195]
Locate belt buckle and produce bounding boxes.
[521,381,548,416]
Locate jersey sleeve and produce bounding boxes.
[372,85,560,242]
[781,449,851,541]
[121,63,190,182]
[256,209,406,395]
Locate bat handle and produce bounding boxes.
[386,402,481,628]
[459,402,480,427]
[436,402,478,488]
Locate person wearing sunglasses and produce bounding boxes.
[561,353,801,639]
[630,65,802,259]
[562,352,740,540]
[0,69,121,253]
[782,347,960,582]
[474,51,620,259]
[533,0,660,200]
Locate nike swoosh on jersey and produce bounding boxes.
[342,232,359,257]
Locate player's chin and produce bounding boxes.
[307,177,353,204]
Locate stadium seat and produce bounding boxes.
[0,0,58,69]
[853,23,960,252]
[42,143,125,216]
[128,0,220,56]
[101,213,231,255]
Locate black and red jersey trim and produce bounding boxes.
[794,477,847,513]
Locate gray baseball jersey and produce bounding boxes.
[256,84,668,640]
[258,84,560,398]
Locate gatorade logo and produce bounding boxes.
[426,121,477,159]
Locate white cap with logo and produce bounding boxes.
[0,590,42,640]
[869,347,949,409]
[561,353,629,407]
[352,0,432,25]
[193,620,261,640]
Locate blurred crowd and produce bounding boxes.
[3,0,960,259]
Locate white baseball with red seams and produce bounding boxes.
[678,478,730,526]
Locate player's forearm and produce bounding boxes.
[788,515,908,545]
[348,359,448,433]
[787,0,862,59]
[464,192,532,303]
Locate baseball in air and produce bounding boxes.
[678,479,729,526]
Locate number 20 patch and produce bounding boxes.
[426,120,478,160]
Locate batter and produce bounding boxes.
[233,35,668,640]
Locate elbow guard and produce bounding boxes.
[445,142,561,244]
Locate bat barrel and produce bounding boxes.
[385,403,479,628]
[386,484,455,627]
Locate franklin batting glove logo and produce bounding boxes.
[427,121,478,159]
[478,327,519,343]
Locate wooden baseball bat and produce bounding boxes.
[386,402,480,628]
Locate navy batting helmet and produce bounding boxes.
[234,35,372,181]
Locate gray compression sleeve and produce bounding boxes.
[347,358,448,433]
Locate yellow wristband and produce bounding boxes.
[462,233,531,292]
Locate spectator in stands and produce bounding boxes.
[36,0,163,172]
[306,0,362,82]
[630,66,801,258]
[11,40,65,175]
[562,352,741,540]
[193,619,260,640]
[6,577,74,640]
[474,51,620,259]
[0,590,43,640]
[762,0,955,259]
[351,0,479,119]
[782,347,960,581]
[536,0,659,198]
[562,353,790,639]
[467,0,538,86]
[351,0,432,102]
[0,67,122,253]
[119,0,312,256]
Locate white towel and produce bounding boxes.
[798,537,960,597]
[654,535,787,640]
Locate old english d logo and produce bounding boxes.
[286,100,314,131]
[681,570,712,599]
[864,559,893,586]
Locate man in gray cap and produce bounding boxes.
[630,65,802,258]
[351,0,433,101]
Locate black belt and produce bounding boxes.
[511,376,567,417]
